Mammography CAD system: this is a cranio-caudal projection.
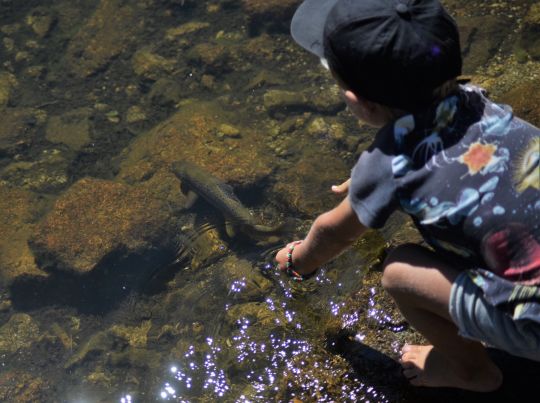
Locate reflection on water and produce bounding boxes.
[0,0,539,401]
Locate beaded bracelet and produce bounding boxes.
[282,241,316,282]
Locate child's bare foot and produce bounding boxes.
[400,344,503,392]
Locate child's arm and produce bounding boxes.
[275,196,366,276]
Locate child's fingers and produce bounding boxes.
[331,178,351,195]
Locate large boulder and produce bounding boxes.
[30,173,183,274]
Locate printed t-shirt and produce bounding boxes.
[349,85,540,321]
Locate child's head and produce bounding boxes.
[291,0,462,116]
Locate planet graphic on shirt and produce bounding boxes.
[513,137,540,193]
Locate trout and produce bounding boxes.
[172,161,290,242]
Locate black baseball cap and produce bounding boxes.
[291,0,462,111]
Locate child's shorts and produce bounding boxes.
[449,271,540,361]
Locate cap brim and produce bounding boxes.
[291,0,339,58]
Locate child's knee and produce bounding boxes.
[381,243,425,292]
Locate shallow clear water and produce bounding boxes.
[0,0,539,402]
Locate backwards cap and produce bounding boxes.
[291,0,462,111]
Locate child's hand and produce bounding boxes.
[331,178,351,195]
[275,240,316,281]
[274,241,300,271]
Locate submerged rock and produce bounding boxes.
[30,175,181,274]
[241,0,300,34]
[63,0,143,78]
[1,148,71,193]
[0,370,48,402]
[517,3,540,60]
[0,71,17,108]
[25,7,57,38]
[45,107,93,151]
[0,313,40,355]
[458,15,508,74]
[0,108,47,156]
[220,256,273,303]
[118,100,274,186]
[131,48,176,80]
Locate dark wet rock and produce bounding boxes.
[497,78,540,127]
[0,370,48,402]
[45,107,93,151]
[458,15,509,74]
[0,183,46,285]
[241,0,300,35]
[0,108,47,156]
[517,3,540,60]
[220,256,272,303]
[0,313,40,355]
[63,0,143,78]
[30,175,182,274]
[118,100,274,186]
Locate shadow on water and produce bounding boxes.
[8,247,175,315]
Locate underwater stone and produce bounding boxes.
[457,15,508,74]
[165,21,210,40]
[63,0,142,78]
[25,8,57,38]
[0,370,48,402]
[0,183,45,286]
[45,107,93,150]
[220,256,272,303]
[132,48,176,80]
[110,320,152,348]
[117,100,274,185]
[517,3,540,60]
[0,71,17,108]
[0,313,40,354]
[241,0,299,35]
[30,176,179,274]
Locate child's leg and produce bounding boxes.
[381,243,503,392]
